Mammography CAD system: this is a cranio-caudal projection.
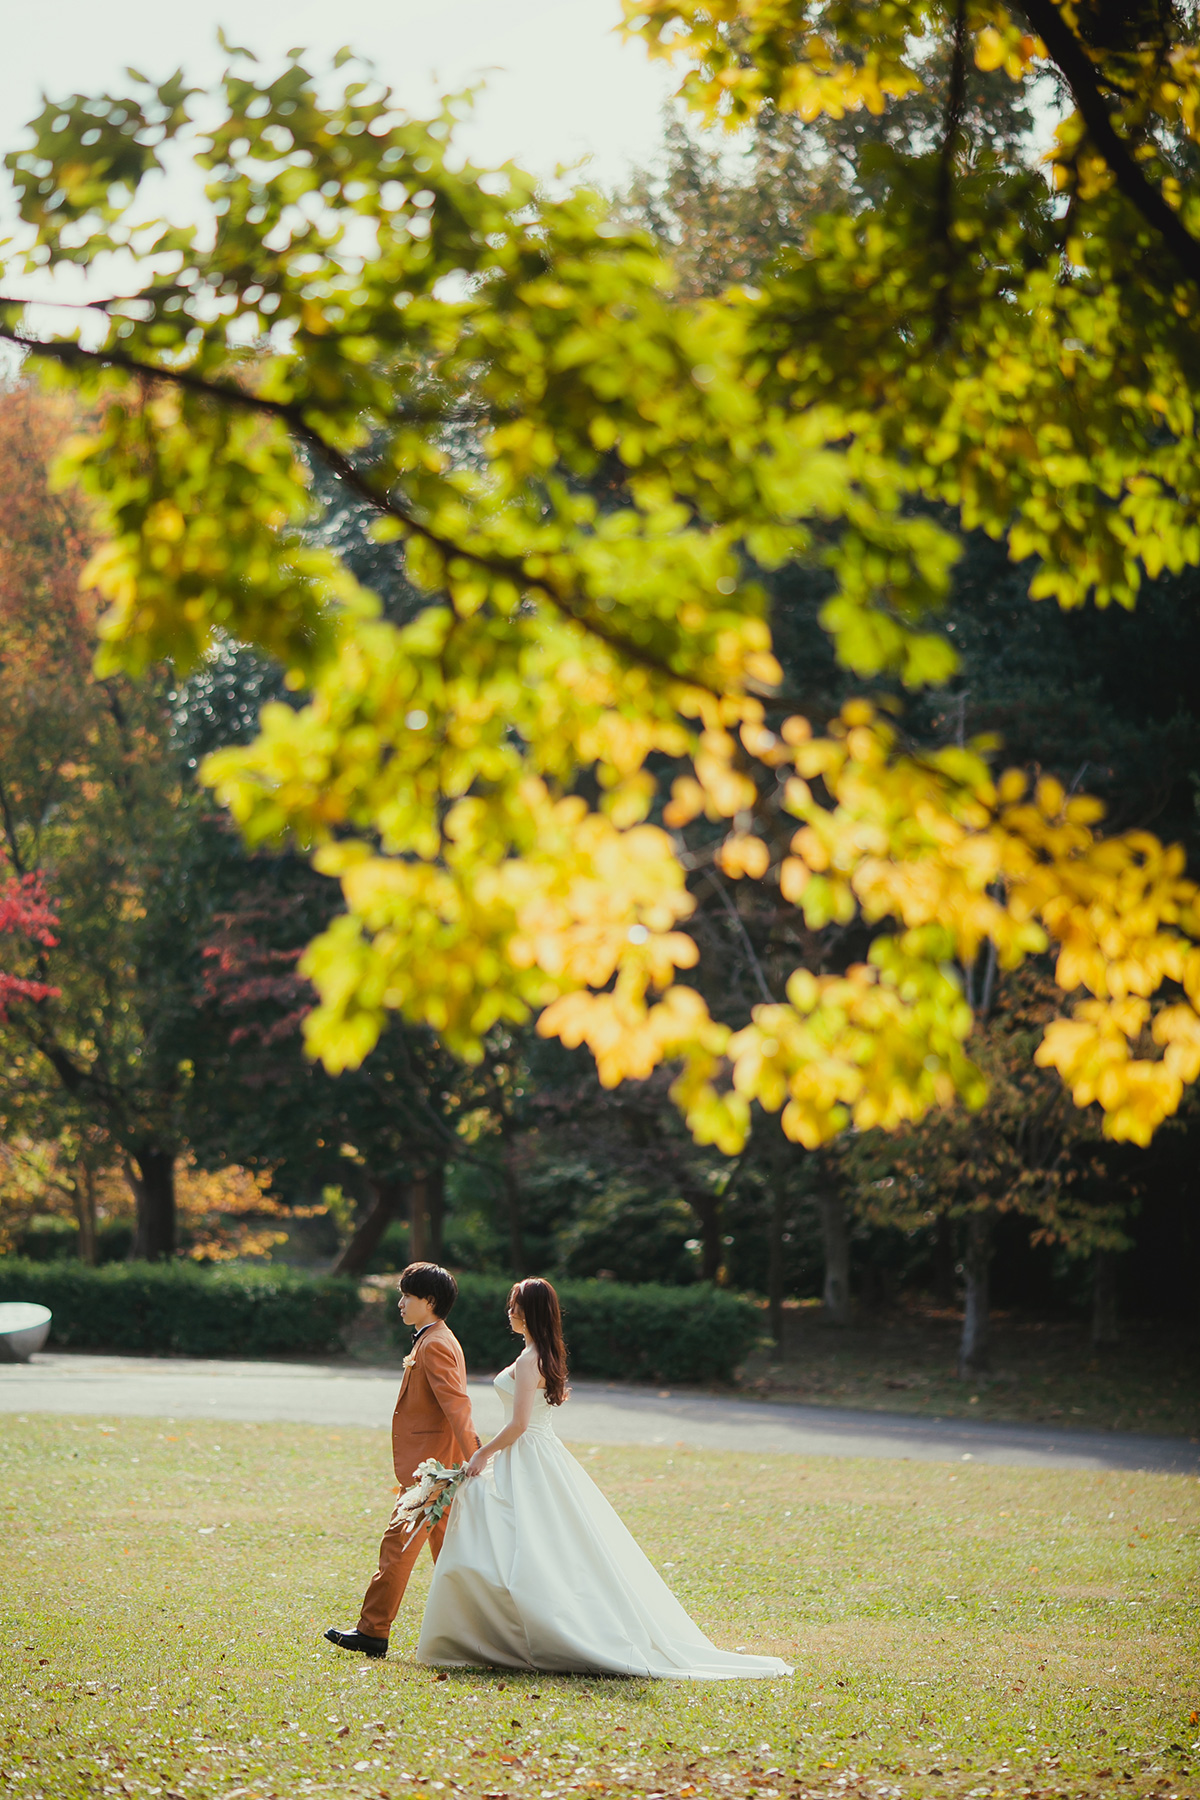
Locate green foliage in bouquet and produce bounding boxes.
[393,1457,468,1541]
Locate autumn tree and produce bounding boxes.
[0,868,59,1017]
[169,554,555,1277]
[616,20,1036,299]
[618,13,1200,1340]
[835,968,1126,1369]
[0,382,218,1258]
[5,4,1200,1231]
[187,854,486,1275]
[0,848,70,1255]
[623,77,1200,1339]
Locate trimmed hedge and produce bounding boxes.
[0,1258,361,1357]
[391,1273,762,1385]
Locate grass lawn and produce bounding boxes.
[1,1415,1197,1800]
[734,1309,1200,1439]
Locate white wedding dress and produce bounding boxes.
[415,1368,792,1679]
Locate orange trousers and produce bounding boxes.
[356,1494,448,1641]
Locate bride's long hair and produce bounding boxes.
[509,1277,569,1406]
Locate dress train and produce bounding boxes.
[416,1370,792,1680]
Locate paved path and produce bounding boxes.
[2,1351,1195,1473]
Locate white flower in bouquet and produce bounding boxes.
[394,1458,466,1539]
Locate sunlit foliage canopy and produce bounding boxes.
[5,1,1200,1153]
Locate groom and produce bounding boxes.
[325,1261,480,1659]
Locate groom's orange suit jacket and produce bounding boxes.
[391,1319,479,1486]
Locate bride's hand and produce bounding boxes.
[465,1447,489,1478]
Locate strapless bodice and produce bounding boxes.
[493,1366,558,1436]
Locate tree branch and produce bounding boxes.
[0,319,736,700]
[363,1040,495,1172]
[0,775,26,875]
[0,293,509,426]
[23,1025,124,1123]
[1018,0,1200,285]
[932,0,970,346]
[701,867,775,1004]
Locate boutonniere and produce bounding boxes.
[402,1351,418,1371]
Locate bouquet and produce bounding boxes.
[394,1457,467,1542]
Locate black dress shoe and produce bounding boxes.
[324,1627,388,1658]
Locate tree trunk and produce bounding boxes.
[767,1174,787,1347]
[818,1189,852,1324]
[499,1126,526,1276]
[128,1146,177,1262]
[934,1211,957,1307]
[72,1162,98,1267]
[1092,1247,1120,1347]
[332,1178,406,1277]
[762,1130,801,1347]
[958,1209,992,1378]
[685,1186,724,1284]
[426,1161,446,1263]
[408,1170,431,1263]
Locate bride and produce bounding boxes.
[416,1277,792,1680]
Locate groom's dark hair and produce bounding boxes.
[399,1261,458,1318]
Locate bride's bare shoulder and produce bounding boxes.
[515,1345,546,1388]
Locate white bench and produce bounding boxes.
[0,1302,52,1363]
